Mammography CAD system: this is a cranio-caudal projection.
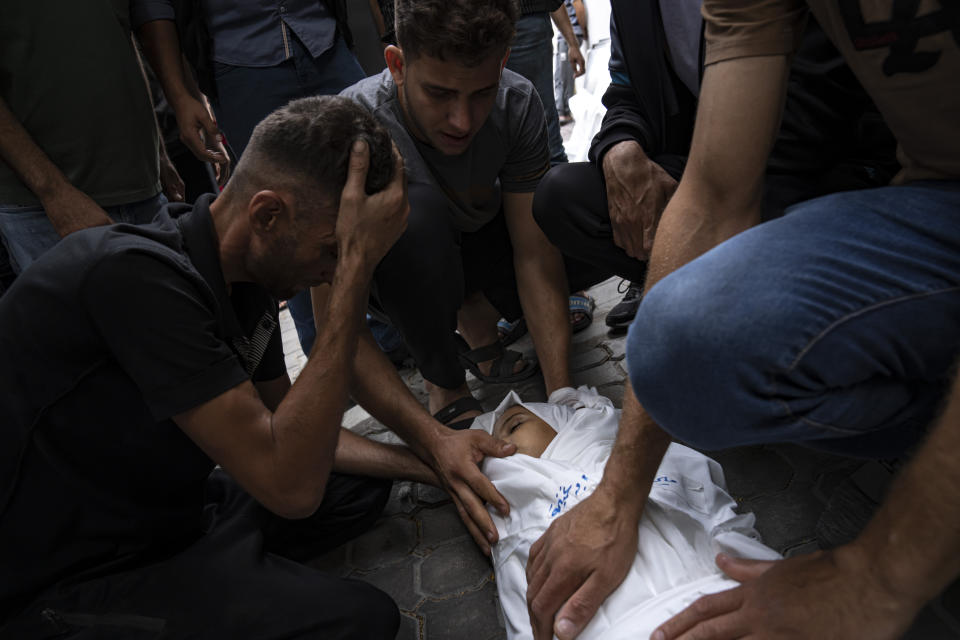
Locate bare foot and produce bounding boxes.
[458,292,530,377]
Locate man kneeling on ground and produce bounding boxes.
[331,0,599,438]
[0,96,432,639]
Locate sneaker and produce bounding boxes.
[605,281,644,328]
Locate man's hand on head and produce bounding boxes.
[335,140,408,270]
[652,547,919,640]
[426,428,516,556]
[602,140,677,259]
[525,488,639,640]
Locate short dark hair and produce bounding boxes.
[395,0,518,67]
[232,95,395,211]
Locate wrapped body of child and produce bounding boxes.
[472,387,780,640]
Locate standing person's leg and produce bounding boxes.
[211,34,366,356]
[628,181,960,458]
[0,192,168,276]
[506,12,568,165]
[553,34,575,121]
[533,161,650,284]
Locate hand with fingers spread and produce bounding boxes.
[525,487,640,640]
[652,549,918,640]
[171,95,231,187]
[602,140,677,259]
[427,428,517,556]
[335,140,409,270]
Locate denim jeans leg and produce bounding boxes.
[506,13,568,165]
[104,193,168,225]
[0,204,65,274]
[627,181,960,458]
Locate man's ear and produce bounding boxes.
[385,45,407,87]
[247,190,285,235]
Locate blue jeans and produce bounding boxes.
[506,13,568,165]
[627,181,960,458]
[211,34,365,355]
[0,192,167,275]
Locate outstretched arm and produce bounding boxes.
[523,50,792,640]
[503,190,571,395]
[310,284,516,556]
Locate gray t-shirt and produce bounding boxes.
[341,68,551,232]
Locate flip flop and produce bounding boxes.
[433,395,484,430]
[497,317,528,346]
[459,341,539,384]
[569,293,596,333]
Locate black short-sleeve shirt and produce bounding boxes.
[0,195,285,618]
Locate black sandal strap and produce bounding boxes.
[432,396,484,426]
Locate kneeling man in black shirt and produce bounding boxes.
[0,96,429,638]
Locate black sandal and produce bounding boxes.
[458,341,539,384]
[433,395,484,430]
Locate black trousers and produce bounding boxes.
[370,183,606,389]
[533,157,888,286]
[0,471,396,640]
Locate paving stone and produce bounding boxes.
[418,537,493,598]
[606,335,627,361]
[708,446,793,500]
[370,430,405,446]
[570,347,609,373]
[570,316,615,349]
[418,503,470,550]
[739,485,825,552]
[588,276,628,310]
[349,516,419,570]
[382,481,418,516]
[359,556,423,610]
[417,483,451,506]
[418,581,503,640]
[814,479,877,549]
[767,443,854,484]
[397,613,422,640]
[349,415,390,437]
[571,361,626,388]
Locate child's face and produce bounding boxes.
[493,405,557,458]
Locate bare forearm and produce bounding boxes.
[597,380,671,520]
[513,245,571,392]
[350,328,443,459]
[0,97,70,200]
[334,427,440,485]
[268,260,374,506]
[136,20,193,108]
[852,372,960,607]
[550,6,579,49]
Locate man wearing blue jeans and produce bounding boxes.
[136,1,367,355]
[523,2,960,639]
[0,0,225,277]
[507,1,584,166]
